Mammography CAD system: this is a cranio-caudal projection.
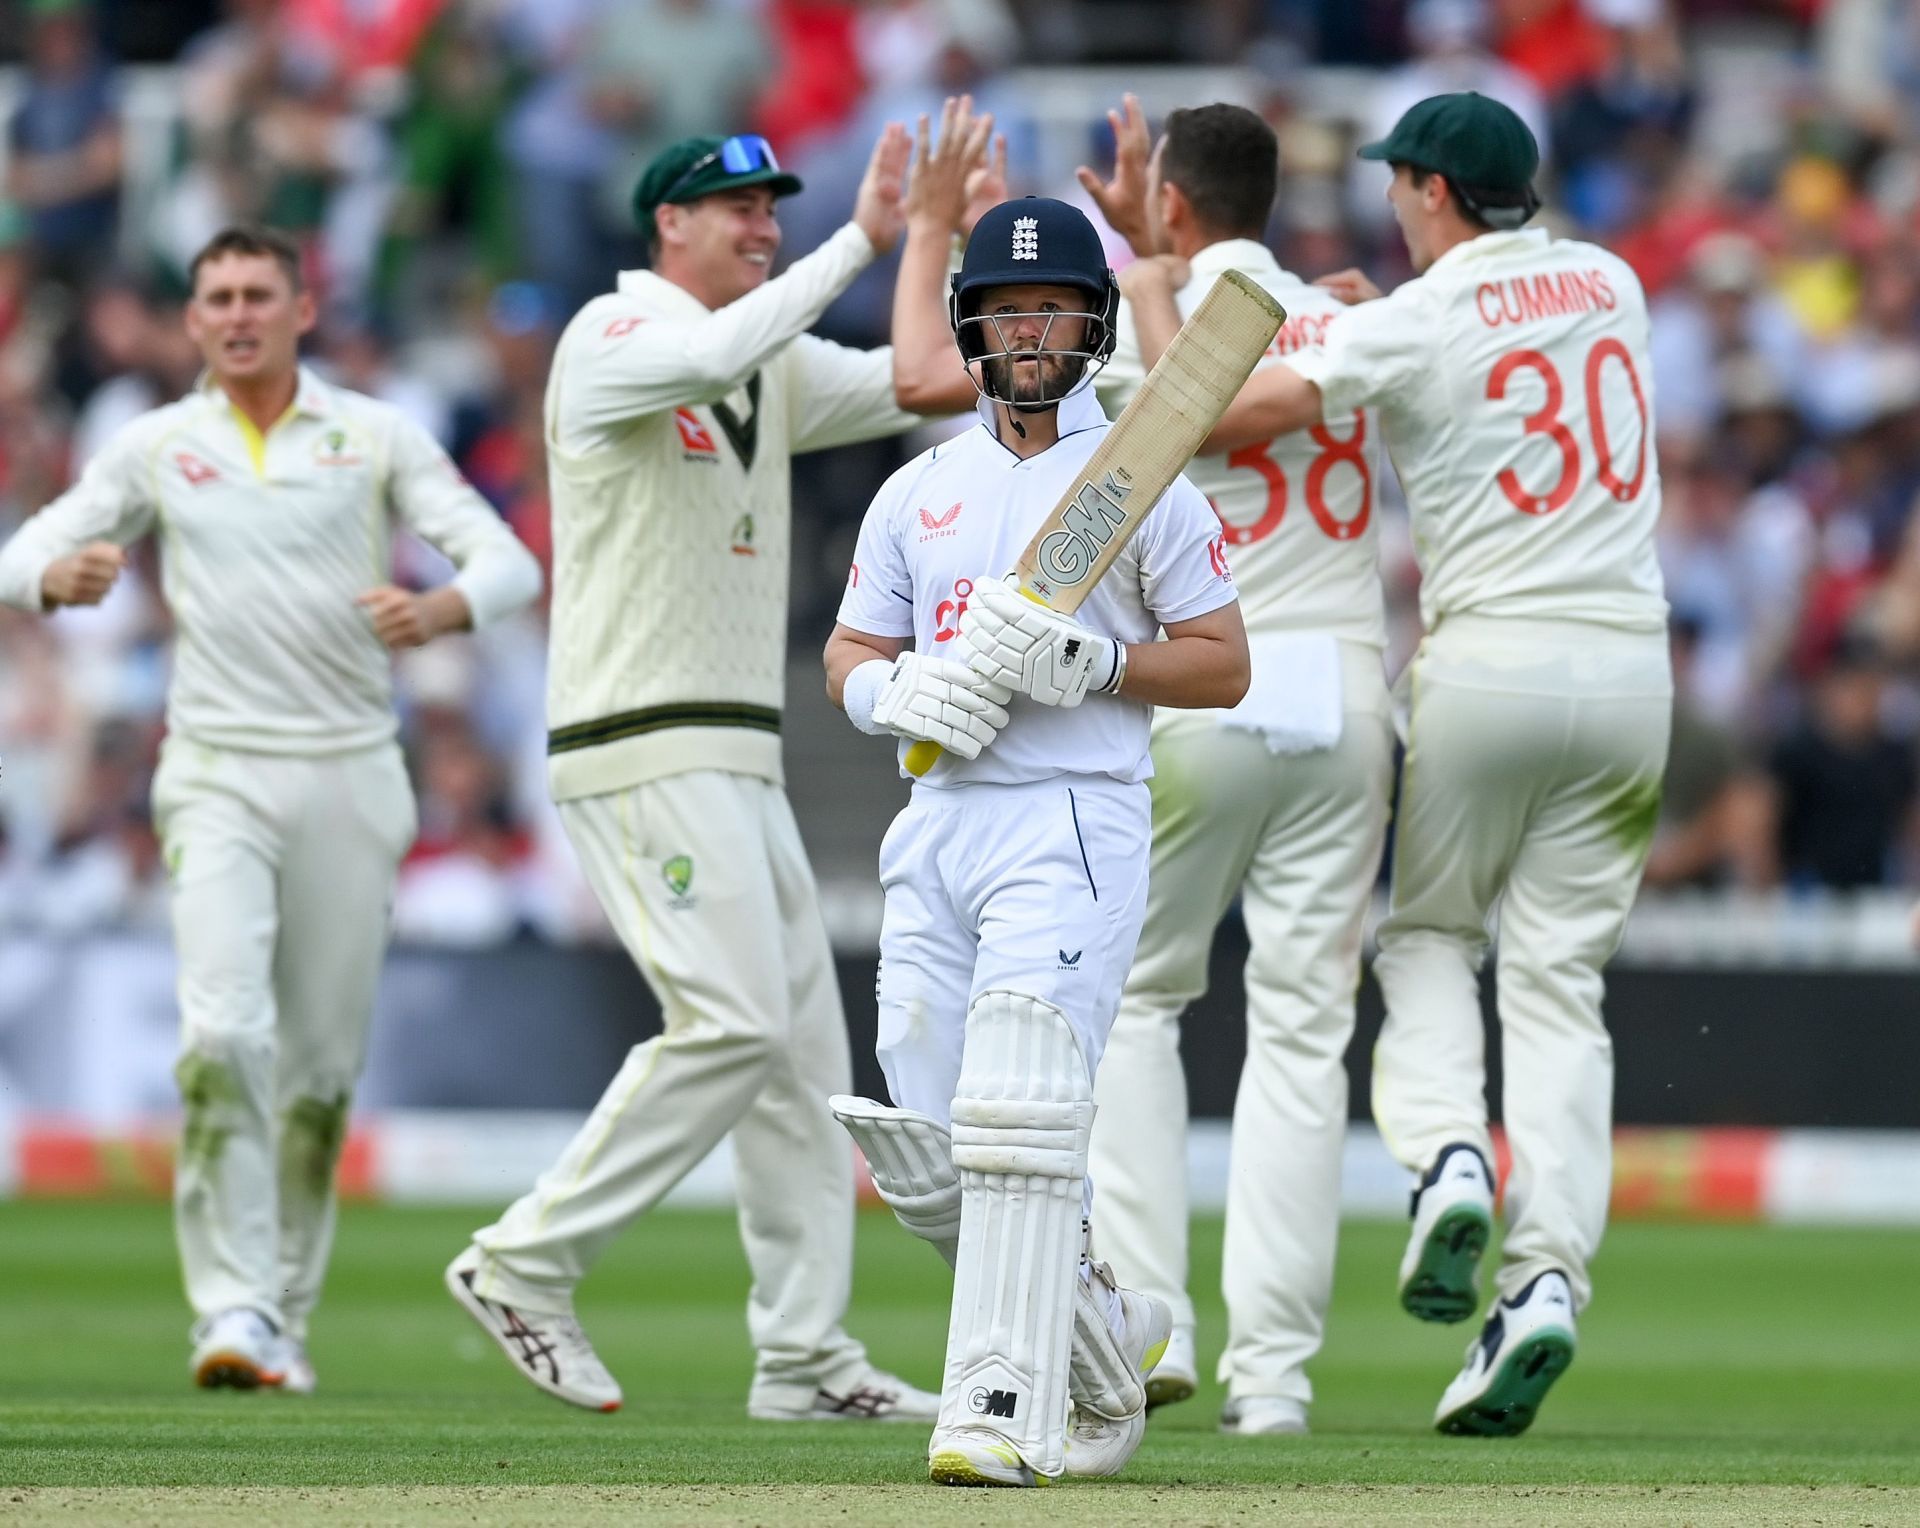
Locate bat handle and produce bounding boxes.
[904,740,942,777]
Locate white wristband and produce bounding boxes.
[843,658,894,736]
[1094,638,1127,695]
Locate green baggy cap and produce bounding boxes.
[631,134,804,235]
[1358,92,1541,223]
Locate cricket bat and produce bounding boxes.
[904,267,1287,777]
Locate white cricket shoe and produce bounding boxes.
[1399,1143,1495,1323]
[1219,1395,1309,1436]
[444,1247,622,1413]
[928,1427,1052,1488]
[1144,1324,1197,1411]
[273,1337,317,1395]
[1062,1284,1172,1478]
[748,1368,940,1423]
[189,1308,286,1391]
[1434,1269,1577,1437]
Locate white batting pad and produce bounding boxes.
[938,990,1093,1479]
[829,1095,960,1261]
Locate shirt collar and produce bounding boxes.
[195,364,336,420]
[1187,238,1284,284]
[615,267,712,315]
[1426,227,1552,276]
[972,375,1110,445]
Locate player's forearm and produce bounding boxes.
[1202,366,1325,455]
[1117,627,1250,709]
[891,218,976,415]
[446,529,542,628]
[825,625,905,708]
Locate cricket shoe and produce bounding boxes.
[1144,1324,1197,1412]
[1434,1269,1576,1437]
[1399,1142,1494,1323]
[1219,1395,1309,1436]
[928,1427,1054,1488]
[444,1247,621,1412]
[272,1336,317,1395]
[748,1368,940,1423]
[189,1308,286,1391]
[1062,1283,1173,1478]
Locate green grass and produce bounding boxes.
[1,1202,1917,1524]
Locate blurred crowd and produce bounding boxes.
[4,0,1920,945]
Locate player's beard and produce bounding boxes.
[982,349,1089,407]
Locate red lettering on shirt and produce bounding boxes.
[1476,269,1619,328]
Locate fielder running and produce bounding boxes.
[824,191,1250,1486]
[445,126,977,1421]
[1080,99,1393,1436]
[1141,91,1670,1434]
[0,225,542,1391]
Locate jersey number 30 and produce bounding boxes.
[1488,339,1649,515]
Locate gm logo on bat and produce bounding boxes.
[1035,466,1135,591]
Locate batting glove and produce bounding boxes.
[850,653,1013,760]
[960,576,1123,709]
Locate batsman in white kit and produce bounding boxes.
[1080,101,1394,1436]
[824,195,1253,1486]
[1194,92,1672,1435]
[444,127,971,1422]
[0,226,542,1391]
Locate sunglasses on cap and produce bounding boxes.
[660,134,781,205]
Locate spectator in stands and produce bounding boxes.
[5,0,124,277]
[1644,616,1776,888]
[1767,631,1919,890]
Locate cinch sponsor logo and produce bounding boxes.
[933,576,973,642]
[675,410,719,458]
[1476,269,1618,328]
[604,316,646,339]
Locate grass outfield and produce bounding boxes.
[1,1202,1917,1524]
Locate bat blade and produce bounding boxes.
[905,268,1286,777]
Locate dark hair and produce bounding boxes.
[1159,104,1279,240]
[188,225,304,295]
[1406,166,1506,233]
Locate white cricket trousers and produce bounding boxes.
[466,770,870,1409]
[1375,615,1670,1312]
[874,774,1152,1131]
[153,737,415,1340]
[1090,642,1395,1407]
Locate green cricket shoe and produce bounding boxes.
[1433,1270,1577,1437]
[1399,1142,1495,1323]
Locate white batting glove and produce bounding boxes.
[960,576,1122,709]
[853,653,1013,761]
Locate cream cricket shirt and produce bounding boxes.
[1284,228,1667,634]
[542,222,920,802]
[0,367,542,754]
[1098,239,1386,650]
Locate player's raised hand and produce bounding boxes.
[961,131,1008,238]
[1314,268,1384,305]
[1075,92,1153,258]
[39,541,125,609]
[907,96,995,236]
[853,121,913,256]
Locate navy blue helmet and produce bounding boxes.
[950,197,1120,407]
